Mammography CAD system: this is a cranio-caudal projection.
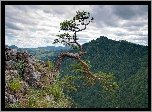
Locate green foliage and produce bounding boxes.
[28,96,37,108]
[70,60,91,75]
[61,74,84,92]
[9,78,23,92]
[71,44,79,50]
[35,60,58,76]
[53,10,93,50]
[34,61,46,73]
[60,60,118,95]
[115,67,148,108]
[12,60,26,80]
[46,60,54,71]
[94,72,119,93]
[71,60,91,70]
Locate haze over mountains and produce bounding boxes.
[5,45,71,50]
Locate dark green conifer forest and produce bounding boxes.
[59,36,148,108]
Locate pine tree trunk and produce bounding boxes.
[53,52,80,72]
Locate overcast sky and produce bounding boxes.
[5,5,148,48]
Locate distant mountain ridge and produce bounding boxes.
[5,45,71,50]
[5,45,71,62]
[38,46,71,50]
[5,45,18,49]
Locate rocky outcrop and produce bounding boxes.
[5,47,58,108]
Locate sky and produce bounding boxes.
[5,5,148,48]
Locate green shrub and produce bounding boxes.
[46,60,54,71]
[9,78,23,92]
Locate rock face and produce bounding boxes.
[5,47,56,107]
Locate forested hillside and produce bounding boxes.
[59,36,148,108]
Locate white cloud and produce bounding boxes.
[5,5,148,48]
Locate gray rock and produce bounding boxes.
[10,49,17,60]
[5,60,16,70]
[23,63,41,87]
[5,70,18,81]
[28,55,37,64]
[32,72,41,82]
[5,47,56,107]
[5,83,19,107]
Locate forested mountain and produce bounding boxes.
[58,36,148,108]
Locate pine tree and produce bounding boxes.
[53,10,118,92]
